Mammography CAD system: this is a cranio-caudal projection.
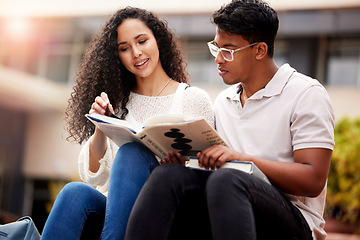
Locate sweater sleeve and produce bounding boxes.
[78,136,119,189]
[182,87,215,128]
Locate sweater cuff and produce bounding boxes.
[78,137,112,186]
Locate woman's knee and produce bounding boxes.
[56,182,104,206]
[59,182,93,195]
[117,142,149,156]
[115,142,156,166]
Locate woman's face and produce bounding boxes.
[117,18,161,79]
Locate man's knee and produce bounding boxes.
[145,164,203,195]
[206,168,250,194]
[148,164,189,184]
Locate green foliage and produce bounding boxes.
[326,117,360,231]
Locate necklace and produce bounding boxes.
[156,78,172,96]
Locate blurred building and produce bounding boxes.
[0,0,360,230]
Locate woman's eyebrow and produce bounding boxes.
[117,33,148,46]
[135,33,147,39]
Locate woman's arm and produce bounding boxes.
[88,92,115,173]
[88,128,107,172]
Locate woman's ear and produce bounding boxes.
[255,42,268,60]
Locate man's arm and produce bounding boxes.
[197,145,332,197]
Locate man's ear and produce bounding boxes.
[255,42,268,60]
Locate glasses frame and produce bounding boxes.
[207,41,259,61]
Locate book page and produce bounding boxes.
[90,121,142,147]
[186,159,271,184]
[142,115,201,126]
[86,113,141,133]
[187,158,252,172]
[86,113,228,161]
[140,118,229,157]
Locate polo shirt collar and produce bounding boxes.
[262,63,296,98]
[226,63,296,101]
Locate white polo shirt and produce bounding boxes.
[214,63,335,240]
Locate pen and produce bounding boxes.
[105,105,121,119]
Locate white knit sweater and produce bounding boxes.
[78,83,214,195]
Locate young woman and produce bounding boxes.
[41,7,214,240]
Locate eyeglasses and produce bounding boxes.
[207,41,259,61]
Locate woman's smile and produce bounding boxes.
[135,58,149,68]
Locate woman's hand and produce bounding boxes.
[89,92,115,116]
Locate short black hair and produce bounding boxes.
[212,0,279,57]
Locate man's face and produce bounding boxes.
[213,29,257,85]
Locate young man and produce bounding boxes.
[125,1,335,239]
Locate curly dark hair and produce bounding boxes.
[212,0,278,57]
[65,7,189,144]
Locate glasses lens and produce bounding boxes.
[220,49,233,61]
[208,43,219,58]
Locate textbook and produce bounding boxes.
[85,113,229,160]
[186,158,271,185]
[86,113,270,184]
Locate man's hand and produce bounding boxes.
[197,145,245,170]
[162,151,187,165]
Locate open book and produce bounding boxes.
[86,113,270,184]
[86,113,229,160]
[186,158,271,185]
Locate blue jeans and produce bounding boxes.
[125,164,313,240]
[41,142,159,240]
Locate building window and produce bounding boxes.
[45,53,72,84]
[274,40,289,67]
[183,39,224,86]
[326,40,360,87]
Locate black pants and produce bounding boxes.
[125,164,313,240]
